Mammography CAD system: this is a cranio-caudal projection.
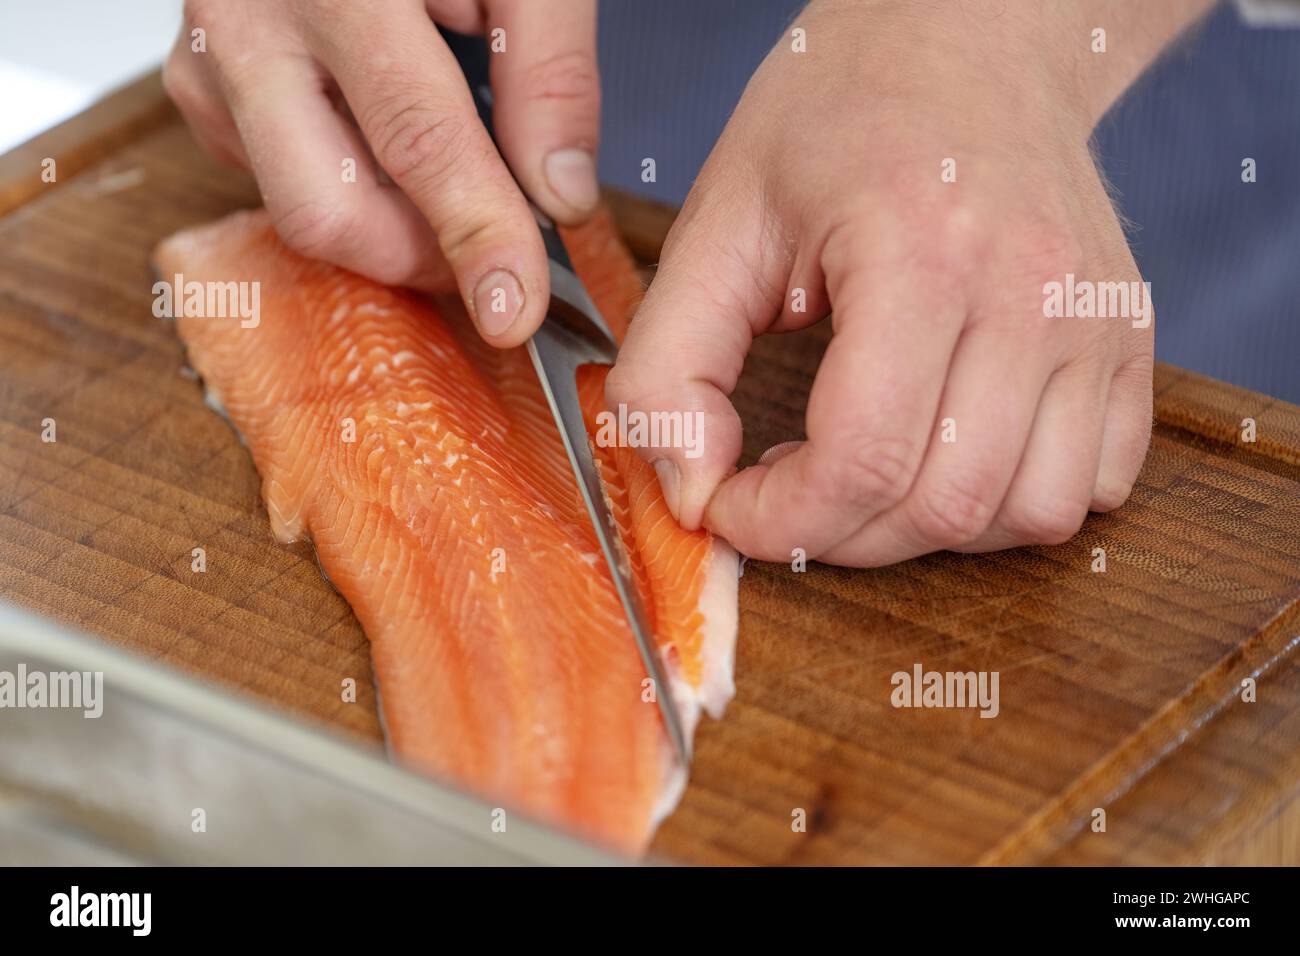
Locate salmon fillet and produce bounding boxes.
[152,206,737,853]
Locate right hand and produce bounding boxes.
[163,0,602,346]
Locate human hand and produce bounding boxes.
[163,0,601,345]
[609,0,1210,566]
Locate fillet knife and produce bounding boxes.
[441,30,691,765]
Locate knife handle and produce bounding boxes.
[438,27,576,271]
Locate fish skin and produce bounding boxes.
[153,205,738,853]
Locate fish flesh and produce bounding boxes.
[155,209,737,852]
[152,206,738,853]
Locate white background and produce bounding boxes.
[0,0,182,153]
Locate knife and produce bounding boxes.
[439,30,691,765]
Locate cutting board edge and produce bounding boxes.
[0,72,177,218]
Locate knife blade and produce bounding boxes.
[440,30,691,765]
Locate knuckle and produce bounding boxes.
[1092,473,1137,512]
[1004,222,1086,285]
[910,477,998,546]
[303,0,347,16]
[184,0,223,27]
[1001,496,1088,545]
[162,56,203,114]
[366,93,472,183]
[435,208,510,264]
[603,363,673,426]
[666,226,775,319]
[519,49,600,110]
[913,201,984,280]
[1114,351,1156,392]
[937,201,982,259]
[273,200,356,262]
[819,437,918,510]
[979,222,1086,324]
[358,249,417,287]
[603,362,639,409]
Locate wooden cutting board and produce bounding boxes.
[2,75,1297,865]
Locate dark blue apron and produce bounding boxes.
[595,1,1300,402]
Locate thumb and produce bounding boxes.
[605,197,776,530]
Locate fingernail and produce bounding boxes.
[544,148,599,215]
[654,459,681,520]
[759,440,804,466]
[473,270,524,337]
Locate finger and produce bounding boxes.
[308,6,549,345]
[487,0,601,224]
[952,357,1108,552]
[1091,350,1153,511]
[817,319,1055,567]
[419,1,485,35]
[162,31,248,168]
[604,194,772,531]
[702,263,964,561]
[218,55,451,289]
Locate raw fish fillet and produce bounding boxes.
[153,206,738,853]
